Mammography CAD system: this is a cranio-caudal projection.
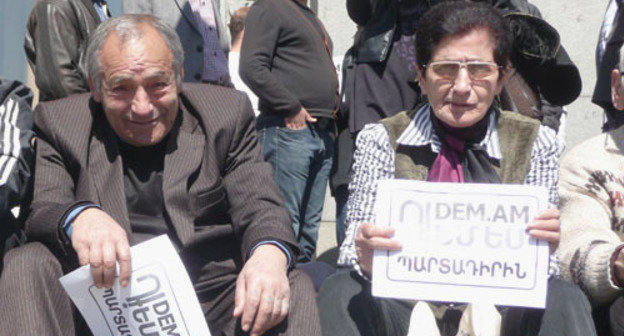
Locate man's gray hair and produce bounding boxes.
[84,14,185,93]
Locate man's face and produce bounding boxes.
[417,29,507,128]
[612,68,624,111]
[92,25,180,147]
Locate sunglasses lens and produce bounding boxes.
[467,63,497,78]
[431,63,459,79]
[429,61,498,79]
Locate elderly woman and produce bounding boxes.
[317,2,595,336]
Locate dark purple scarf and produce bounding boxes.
[427,109,501,184]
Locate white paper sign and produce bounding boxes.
[60,235,212,336]
[372,180,550,308]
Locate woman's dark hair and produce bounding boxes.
[416,1,512,71]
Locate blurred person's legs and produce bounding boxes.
[334,185,349,246]
[300,123,333,261]
[331,128,356,247]
[257,115,333,262]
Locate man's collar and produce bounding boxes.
[395,104,502,160]
[177,92,200,134]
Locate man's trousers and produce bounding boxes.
[0,242,321,336]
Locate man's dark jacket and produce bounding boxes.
[26,83,298,331]
[593,0,624,130]
[24,0,105,101]
[0,79,34,260]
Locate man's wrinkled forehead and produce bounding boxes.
[100,24,173,65]
[97,27,176,80]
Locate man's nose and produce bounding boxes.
[131,86,153,117]
[452,67,472,95]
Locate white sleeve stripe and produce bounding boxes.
[0,98,22,185]
[0,103,6,155]
[10,98,19,157]
[0,156,17,185]
[1,98,16,155]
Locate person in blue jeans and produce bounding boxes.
[240,0,339,262]
[255,117,334,262]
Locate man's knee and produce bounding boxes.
[0,243,77,336]
[288,268,319,316]
[288,268,316,298]
[2,242,63,281]
[278,269,321,335]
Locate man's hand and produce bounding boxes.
[355,222,402,278]
[527,208,560,254]
[233,244,289,336]
[284,107,316,130]
[71,208,131,288]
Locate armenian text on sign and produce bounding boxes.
[372,181,550,308]
[60,236,212,336]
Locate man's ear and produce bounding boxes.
[612,68,624,111]
[416,66,427,95]
[89,76,102,103]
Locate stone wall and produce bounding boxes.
[531,0,607,149]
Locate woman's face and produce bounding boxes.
[417,29,507,128]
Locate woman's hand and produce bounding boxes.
[355,222,402,277]
[527,208,560,253]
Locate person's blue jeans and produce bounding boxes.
[256,114,334,262]
[334,185,349,246]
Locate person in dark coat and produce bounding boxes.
[0,79,34,268]
[25,0,111,101]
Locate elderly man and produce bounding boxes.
[560,43,624,335]
[0,14,319,336]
